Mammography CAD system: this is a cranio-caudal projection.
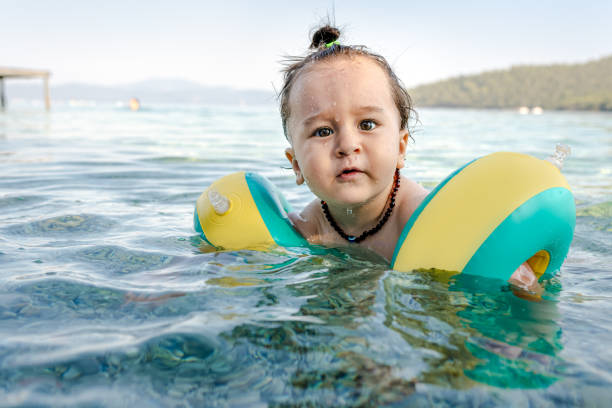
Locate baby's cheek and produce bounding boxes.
[302,153,325,174]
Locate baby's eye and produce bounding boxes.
[359,120,377,131]
[313,127,333,137]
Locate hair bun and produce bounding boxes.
[310,25,341,49]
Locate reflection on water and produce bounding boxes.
[452,274,563,388]
[0,105,611,406]
[383,271,563,390]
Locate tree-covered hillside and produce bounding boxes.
[409,55,612,111]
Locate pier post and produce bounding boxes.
[43,76,50,111]
[0,77,5,110]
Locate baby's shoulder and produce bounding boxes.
[288,200,325,242]
[397,177,429,227]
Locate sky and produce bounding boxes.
[2,0,611,90]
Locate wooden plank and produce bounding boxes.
[0,67,50,78]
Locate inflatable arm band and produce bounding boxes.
[194,152,575,280]
[194,172,306,250]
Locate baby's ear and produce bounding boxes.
[285,148,304,185]
[396,130,409,169]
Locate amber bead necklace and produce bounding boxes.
[321,169,400,243]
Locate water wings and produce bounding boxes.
[194,152,575,281]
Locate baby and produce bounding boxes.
[279,25,540,294]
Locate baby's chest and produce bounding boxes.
[356,224,403,263]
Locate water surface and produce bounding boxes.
[1,104,611,406]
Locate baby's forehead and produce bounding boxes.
[291,56,392,100]
[300,55,386,79]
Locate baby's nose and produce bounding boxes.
[335,129,361,156]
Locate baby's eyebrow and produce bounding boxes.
[302,112,326,127]
[299,105,386,129]
[354,105,385,114]
[302,106,385,126]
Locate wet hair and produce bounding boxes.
[279,25,415,140]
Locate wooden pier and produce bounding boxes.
[0,67,51,110]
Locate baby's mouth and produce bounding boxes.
[338,168,363,179]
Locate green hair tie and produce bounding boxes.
[325,40,340,48]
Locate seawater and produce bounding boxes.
[0,104,610,406]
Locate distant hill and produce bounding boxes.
[410,55,612,111]
[5,78,276,106]
[7,56,612,110]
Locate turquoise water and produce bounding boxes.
[1,104,610,406]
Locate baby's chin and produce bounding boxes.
[311,183,381,207]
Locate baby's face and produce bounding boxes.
[285,56,408,207]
